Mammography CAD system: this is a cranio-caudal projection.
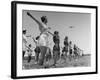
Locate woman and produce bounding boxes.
[27,12,52,65]
[22,29,31,59]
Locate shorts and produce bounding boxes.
[34,47,40,53]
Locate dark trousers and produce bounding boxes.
[53,51,58,65]
[38,46,47,65]
[28,55,31,63]
[34,47,40,62]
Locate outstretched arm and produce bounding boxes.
[26,35,31,37]
[48,31,54,36]
[27,12,41,25]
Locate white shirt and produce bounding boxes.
[38,32,49,46]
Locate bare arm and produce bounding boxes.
[26,35,31,37]
[25,45,33,52]
[27,12,41,25]
[32,37,37,44]
[48,31,54,36]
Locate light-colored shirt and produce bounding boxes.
[35,19,51,47]
[38,32,49,46]
[34,39,39,47]
[22,34,27,51]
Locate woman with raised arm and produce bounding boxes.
[27,12,51,33]
[27,12,52,65]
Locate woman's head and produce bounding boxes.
[23,30,26,34]
[29,44,31,47]
[41,16,48,24]
[65,36,68,40]
[36,36,40,40]
[69,41,72,44]
[54,31,59,35]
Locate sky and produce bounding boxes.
[22,10,91,54]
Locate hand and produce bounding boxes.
[27,12,30,16]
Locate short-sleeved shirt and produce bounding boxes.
[64,40,68,46]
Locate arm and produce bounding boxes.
[32,37,37,44]
[48,31,54,36]
[27,12,41,25]
[26,35,31,37]
[23,38,27,44]
[25,45,33,52]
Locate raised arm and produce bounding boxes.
[27,12,41,25]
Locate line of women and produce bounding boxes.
[22,12,84,67]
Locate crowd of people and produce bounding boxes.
[22,12,84,67]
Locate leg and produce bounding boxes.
[28,55,31,63]
[53,51,58,66]
[39,46,47,65]
[23,51,25,60]
[35,47,40,63]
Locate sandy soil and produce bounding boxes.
[23,54,91,69]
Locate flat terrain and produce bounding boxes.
[23,54,91,69]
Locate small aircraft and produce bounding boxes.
[69,26,75,29]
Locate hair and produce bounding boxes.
[54,31,59,34]
[69,41,72,44]
[23,30,26,34]
[64,36,68,40]
[74,44,76,48]
[36,36,40,40]
[41,16,48,24]
[29,44,31,47]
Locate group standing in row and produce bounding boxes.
[22,12,84,67]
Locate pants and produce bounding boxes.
[38,46,47,65]
[53,44,60,60]
[34,47,40,62]
[53,51,59,65]
[70,49,72,55]
[28,55,31,63]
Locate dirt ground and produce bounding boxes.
[23,54,91,69]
